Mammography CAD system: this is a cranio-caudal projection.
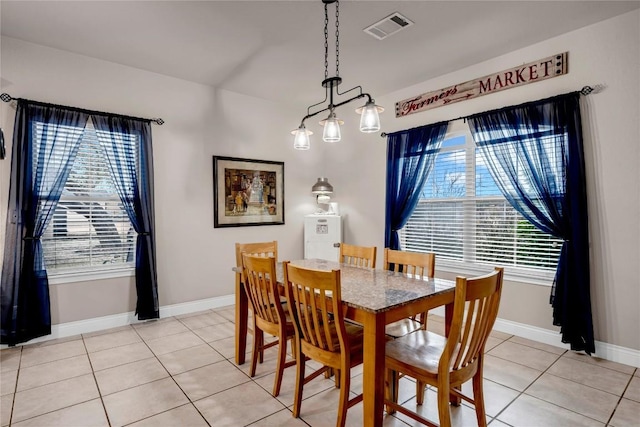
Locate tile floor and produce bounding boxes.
[0,306,638,426]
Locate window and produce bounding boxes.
[399,128,562,281]
[39,121,136,275]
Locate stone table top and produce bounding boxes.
[277,259,456,314]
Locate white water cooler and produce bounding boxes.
[304,214,343,262]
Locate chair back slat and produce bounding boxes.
[298,286,315,345]
[284,262,345,354]
[444,268,504,373]
[384,249,435,278]
[242,254,284,327]
[463,301,486,366]
[453,299,475,368]
[318,289,333,350]
[340,244,377,268]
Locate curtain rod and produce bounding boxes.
[0,93,164,125]
[380,85,597,137]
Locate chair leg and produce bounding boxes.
[250,322,261,377]
[334,368,341,388]
[258,330,265,364]
[325,367,334,379]
[336,365,351,427]
[416,380,426,405]
[420,311,429,330]
[292,347,306,418]
[437,381,452,427]
[450,385,461,406]
[384,368,399,414]
[290,335,297,360]
[472,371,488,426]
[272,333,287,397]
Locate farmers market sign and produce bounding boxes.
[395,52,568,117]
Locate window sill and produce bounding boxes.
[436,260,555,287]
[48,266,135,285]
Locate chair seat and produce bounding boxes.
[385,330,448,375]
[385,318,423,339]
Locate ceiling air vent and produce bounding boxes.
[363,12,414,40]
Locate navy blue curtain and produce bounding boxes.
[385,122,449,249]
[92,115,159,320]
[1,100,89,345]
[467,92,594,354]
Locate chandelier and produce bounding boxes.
[291,0,383,150]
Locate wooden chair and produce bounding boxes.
[339,243,376,268]
[235,241,278,364]
[383,248,436,339]
[241,254,296,397]
[384,267,504,427]
[283,261,364,427]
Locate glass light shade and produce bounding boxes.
[291,125,312,150]
[320,113,342,143]
[357,101,383,133]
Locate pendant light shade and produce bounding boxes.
[356,100,384,133]
[292,125,312,150]
[320,112,343,143]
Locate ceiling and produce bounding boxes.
[2,1,639,111]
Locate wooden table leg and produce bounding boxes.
[362,311,385,427]
[235,272,248,365]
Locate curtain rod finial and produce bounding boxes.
[0,93,13,102]
[581,84,606,95]
[580,86,594,95]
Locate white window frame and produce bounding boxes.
[399,124,559,286]
[38,121,136,284]
[48,266,134,285]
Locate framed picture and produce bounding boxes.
[213,156,285,228]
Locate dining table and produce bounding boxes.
[234,258,456,427]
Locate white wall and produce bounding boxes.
[0,37,319,324]
[328,10,640,351]
[1,10,638,354]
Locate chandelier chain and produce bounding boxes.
[335,0,340,77]
[324,2,329,80]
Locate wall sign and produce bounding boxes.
[395,52,568,118]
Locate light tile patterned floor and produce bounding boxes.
[0,306,638,426]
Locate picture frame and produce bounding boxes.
[213,156,285,228]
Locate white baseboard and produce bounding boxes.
[431,306,640,368]
[0,294,235,348]
[158,294,235,318]
[4,295,639,369]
